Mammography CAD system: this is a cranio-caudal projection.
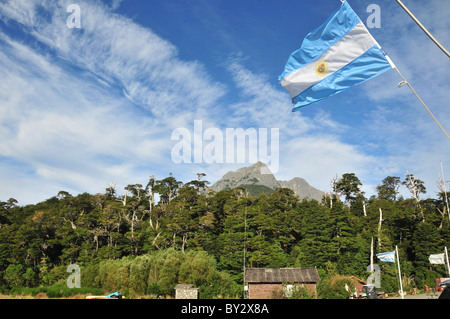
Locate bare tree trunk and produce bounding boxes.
[181,234,188,253]
[152,232,161,250]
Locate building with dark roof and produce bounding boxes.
[244,267,320,299]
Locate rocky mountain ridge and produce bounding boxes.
[210,161,325,201]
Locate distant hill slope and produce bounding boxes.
[210,162,325,201]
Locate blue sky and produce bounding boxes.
[0,0,449,205]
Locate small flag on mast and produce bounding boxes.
[279,1,394,110]
[376,251,395,263]
[429,253,446,265]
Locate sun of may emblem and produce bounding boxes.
[315,61,328,77]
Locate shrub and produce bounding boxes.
[318,275,356,299]
[76,249,242,298]
[4,264,24,287]
[46,283,64,298]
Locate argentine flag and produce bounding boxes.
[279,1,395,110]
[377,251,396,263]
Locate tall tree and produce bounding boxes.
[403,173,426,201]
[376,176,401,201]
[163,185,207,252]
[335,173,362,208]
[154,174,183,204]
[295,200,332,267]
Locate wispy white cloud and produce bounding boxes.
[111,0,125,11]
[1,0,226,123]
[0,29,170,202]
[0,0,228,203]
[1,0,448,205]
[226,60,314,135]
[279,135,377,192]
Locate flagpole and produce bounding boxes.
[395,0,450,58]
[370,237,374,274]
[395,246,404,299]
[394,67,450,140]
[445,247,450,278]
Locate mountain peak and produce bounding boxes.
[210,162,325,200]
[210,162,280,193]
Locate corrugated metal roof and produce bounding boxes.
[244,267,320,283]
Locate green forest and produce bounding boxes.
[0,172,449,299]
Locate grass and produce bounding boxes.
[7,283,104,299]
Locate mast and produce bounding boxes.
[396,246,404,299]
[395,0,450,58]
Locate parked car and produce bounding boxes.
[439,279,450,299]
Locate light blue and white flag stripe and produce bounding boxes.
[279,1,395,110]
[377,251,396,263]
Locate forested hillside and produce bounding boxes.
[0,172,449,298]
